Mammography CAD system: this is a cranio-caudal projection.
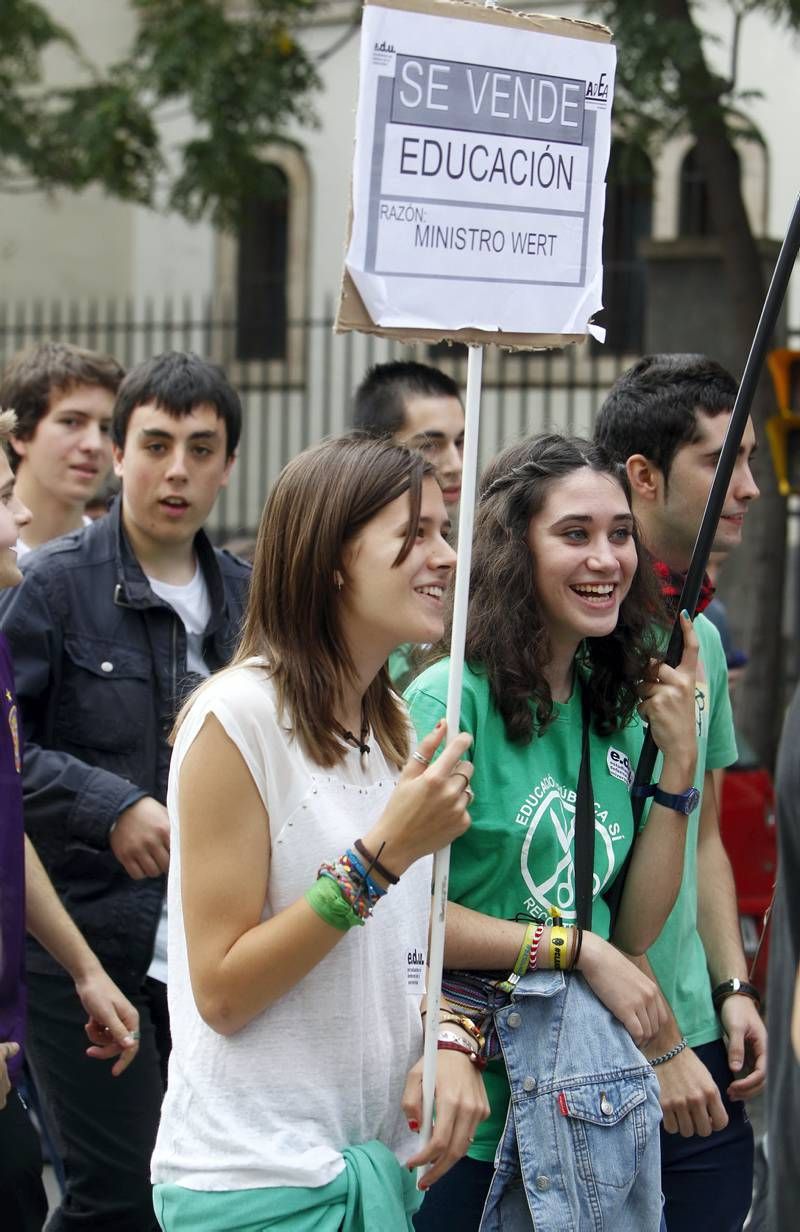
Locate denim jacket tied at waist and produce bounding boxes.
[479,969,663,1232]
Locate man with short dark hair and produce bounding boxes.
[596,353,765,1232]
[354,360,465,512]
[1,342,123,556]
[0,352,251,1231]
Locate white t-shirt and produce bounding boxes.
[16,515,91,560]
[146,565,212,983]
[147,565,212,678]
[151,662,432,1192]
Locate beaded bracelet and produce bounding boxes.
[649,1037,688,1068]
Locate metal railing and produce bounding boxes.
[2,298,796,539]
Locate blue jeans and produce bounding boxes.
[660,1039,754,1232]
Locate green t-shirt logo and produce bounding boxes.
[515,776,623,922]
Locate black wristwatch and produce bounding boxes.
[711,978,761,1012]
[630,783,701,815]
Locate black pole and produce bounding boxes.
[609,193,800,923]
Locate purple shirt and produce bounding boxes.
[0,631,25,1085]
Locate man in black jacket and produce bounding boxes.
[0,352,251,1231]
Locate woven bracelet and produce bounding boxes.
[649,1037,688,1068]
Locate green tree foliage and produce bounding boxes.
[0,0,322,226]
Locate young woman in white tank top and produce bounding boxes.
[151,435,489,1231]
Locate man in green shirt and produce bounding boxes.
[596,353,766,1232]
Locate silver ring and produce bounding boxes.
[412,750,431,767]
[452,771,470,790]
[465,785,475,805]
[130,1030,141,1042]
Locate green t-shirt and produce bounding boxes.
[405,660,647,1160]
[646,613,738,1047]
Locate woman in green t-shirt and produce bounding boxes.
[407,435,699,1231]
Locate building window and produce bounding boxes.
[596,142,653,355]
[679,144,741,237]
[235,169,290,361]
[214,143,311,385]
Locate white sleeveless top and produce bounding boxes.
[151,662,432,1191]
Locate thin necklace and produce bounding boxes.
[333,715,371,756]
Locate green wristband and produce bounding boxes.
[304,876,364,931]
[496,920,538,993]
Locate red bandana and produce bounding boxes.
[651,558,716,618]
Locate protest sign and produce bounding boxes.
[337,0,615,346]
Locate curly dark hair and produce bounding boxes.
[452,433,664,743]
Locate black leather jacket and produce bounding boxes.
[0,499,250,978]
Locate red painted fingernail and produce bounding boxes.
[408,1119,419,1131]
[418,1182,428,1192]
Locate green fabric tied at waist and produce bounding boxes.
[153,1139,423,1232]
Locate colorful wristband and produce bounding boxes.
[549,926,570,970]
[497,921,540,992]
[305,875,364,931]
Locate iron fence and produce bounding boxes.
[2,298,796,540]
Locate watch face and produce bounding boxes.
[683,788,701,814]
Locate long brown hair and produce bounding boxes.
[232,433,434,768]
[455,433,663,742]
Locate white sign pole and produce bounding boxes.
[421,341,484,1147]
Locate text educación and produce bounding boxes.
[399,137,574,190]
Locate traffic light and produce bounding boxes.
[766,349,800,495]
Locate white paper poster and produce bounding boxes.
[345,3,616,337]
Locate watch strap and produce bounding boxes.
[630,782,699,815]
[711,978,761,1011]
